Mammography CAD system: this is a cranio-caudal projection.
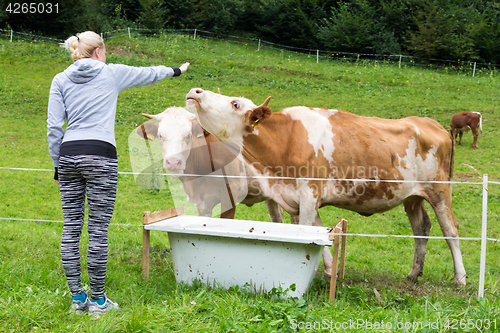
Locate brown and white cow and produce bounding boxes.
[450,111,483,149]
[185,88,467,286]
[136,106,283,222]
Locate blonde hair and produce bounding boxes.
[63,31,104,62]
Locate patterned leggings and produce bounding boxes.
[58,155,118,299]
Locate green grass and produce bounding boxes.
[0,33,499,332]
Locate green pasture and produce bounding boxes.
[0,34,499,332]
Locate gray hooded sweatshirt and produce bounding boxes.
[47,58,179,167]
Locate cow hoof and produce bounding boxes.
[406,274,419,284]
[324,272,332,281]
[453,274,467,287]
[406,269,423,283]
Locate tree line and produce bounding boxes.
[2,0,500,64]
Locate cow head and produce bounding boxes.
[137,107,204,174]
[185,88,272,146]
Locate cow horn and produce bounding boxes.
[142,113,155,119]
[259,96,272,108]
[218,87,221,94]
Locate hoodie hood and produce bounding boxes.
[64,58,105,84]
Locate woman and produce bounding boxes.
[47,31,189,316]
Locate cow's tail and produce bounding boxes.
[449,133,455,193]
[479,112,483,135]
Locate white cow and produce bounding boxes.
[137,106,283,221]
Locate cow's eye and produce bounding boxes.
[158,134,163,141]
[186,134,192,141]
[231,101,240,109]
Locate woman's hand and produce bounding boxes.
[180,62,190,73]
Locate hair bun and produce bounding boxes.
[62,32,104,62]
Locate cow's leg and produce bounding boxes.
[296,188,332,278]
[322,246,334,280]
[265,199,283,223]
[297,183,320,226]
[196,206,213,217]
[458,131,464,145]
[312,213,334,280]
[290,214,299,224]
[404,198,431,283]
[471,128,479,149]
[301,211,333,279]
[450,128,457,145]
[428,193,467,286]
[298,204,317,225]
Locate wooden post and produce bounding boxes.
[328,219,348,302]
[338,219,348,290]
[329,225,341,301]
[142,207,184,281]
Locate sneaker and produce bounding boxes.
[69,295,90,314]
[88,295,120,316]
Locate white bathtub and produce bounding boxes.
[145,215,333,298]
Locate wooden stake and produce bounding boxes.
[338,219,348,290]
[144,207,184,225]
[142,207,184,281]
[328,219,348,302]
[329,225,342,301]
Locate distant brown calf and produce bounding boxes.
[450,111,483,149]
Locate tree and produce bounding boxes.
[163,0,192,28]
[1,0,140,38]
[475,1,500,63]
[253,0,333,49]
[317,0,403,54]
[188,0,245,34]
[2,0,89,38]
[138,0,166,29]
[100,0,142,23]
[406,0,481,60]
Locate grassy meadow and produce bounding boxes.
[0,33,499,332]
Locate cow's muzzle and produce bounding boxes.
[186,88,203,108]
[164,157,184,172]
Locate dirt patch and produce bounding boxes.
[454,173,478,181]
[342,277,471,300]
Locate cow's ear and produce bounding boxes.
[192,119,209,138]
[192,124,206,139]
[136,122,158,141]
[244,96,272,128]
[245,106,272,128]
